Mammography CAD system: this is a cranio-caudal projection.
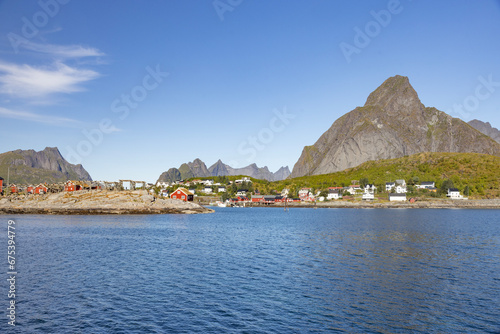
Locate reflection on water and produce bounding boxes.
[4,209,499,333]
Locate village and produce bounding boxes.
[0,174,469,206]
[155,177,469,206]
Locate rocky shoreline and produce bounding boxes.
[274,199,500,209]
[0,190,214,215]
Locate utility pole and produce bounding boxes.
[7,166,10,193]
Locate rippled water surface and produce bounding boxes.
[2,208,499,333]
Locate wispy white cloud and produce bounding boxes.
[19,40,105,59]
[0,106,82,127]
[0,61,100,98]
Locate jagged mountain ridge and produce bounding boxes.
[468,119,500,144]
[290,75,500,178]
[157,159,290,183]
[0,147,92,184]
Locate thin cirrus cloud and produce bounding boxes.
[0,60,100,98]
[0,106,82,127]
[0,106,123,131]
[18,40,105,59]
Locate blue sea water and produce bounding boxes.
[1,208,499,333]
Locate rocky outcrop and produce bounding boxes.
[157,159,290,182]
[0,190,213,214]
[291,75,500,177]
[468,119,500,144]
[0,147,92,184]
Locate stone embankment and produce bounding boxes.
[293,199,500,209]
[0,190,214,215]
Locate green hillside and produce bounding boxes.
[260,152,499,198]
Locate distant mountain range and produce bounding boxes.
[157,159,290,183]
[290,75,500,178]
[0,147,92,185]
[468,119,500,144]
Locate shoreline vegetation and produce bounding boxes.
[0,190,213,215]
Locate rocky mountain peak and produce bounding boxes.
[364,75,423,116]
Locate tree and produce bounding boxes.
[463,185,470,196]
[440,179,454,194]
[360,178,369,188]
[411,176,419,185]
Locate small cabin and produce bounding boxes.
[389,193,406,201]
[35,184,48,195]
[170,188,194,201]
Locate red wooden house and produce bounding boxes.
[0,177,3,193]
[65,180,76,191]
[27,186,34,194]
[170,188,194,201]
[34,184,48,194]
[10,184,18,193]
[65,180,87,191]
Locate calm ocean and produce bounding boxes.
[2,208,499,333]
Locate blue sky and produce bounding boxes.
[0,0,499,182]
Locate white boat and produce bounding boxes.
[217,201,227,207]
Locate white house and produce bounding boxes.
[156,181,170,188]
[385,182,395,191]
[395,185,407,194]
[416,181,435,189]
[235,177,252,184]
[236,190,247,196]
[203,186,213,194]
[327,189,342,200]
[203,180,214,186]
[299,188,312,199]
[347,185,362,195]
[218,186,226,193]
[188,189,197,195]
[396,179,406,186]
[389,193,407,201]
[365,184,376,192]
[362,191,375,200]
[447,188,465,199]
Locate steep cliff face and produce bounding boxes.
[0,147,92,184]
[468,119,500,144]
[291,75,500,177]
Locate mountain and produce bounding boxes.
[0,147,92,185]
[208,159,230,176]
[290,75,500,178]
[468,119,500,144]
[156,159,291,183]
[187,158,211,177]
